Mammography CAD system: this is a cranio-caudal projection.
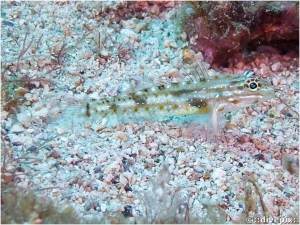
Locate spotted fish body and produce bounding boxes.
[83,66,275,130]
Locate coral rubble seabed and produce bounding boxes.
[1,1,299,224]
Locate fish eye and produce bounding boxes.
[244,78,261,91]
[249,82,257,90]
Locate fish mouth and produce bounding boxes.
[235,97,260,108]
[258,80,275,100]
[238,93,272,105]
[226,94,268,111]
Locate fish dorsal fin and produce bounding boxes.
[125,73,170,93]
[124,60,211,95]
[180,60,211,82]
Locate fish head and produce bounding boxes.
[224,71,275,111]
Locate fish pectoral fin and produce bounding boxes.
[211,101,228,131]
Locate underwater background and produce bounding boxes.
[1,1,299,224]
